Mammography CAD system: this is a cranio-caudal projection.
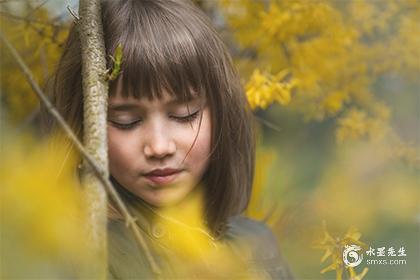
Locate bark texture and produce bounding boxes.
[78,0,108,277]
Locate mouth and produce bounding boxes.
[143,168,182,185]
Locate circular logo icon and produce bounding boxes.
[343,244,363,267]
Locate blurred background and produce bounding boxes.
[1,0,419,279]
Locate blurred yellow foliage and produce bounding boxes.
[154,188,216,260]
[0,132,87,278]
[310,141,419,230]
[148,187,261,278]
[1,1,418,279]
[246,146,280,225]
[0,3,69,123]
[219,0,419,149]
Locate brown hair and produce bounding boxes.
[42,0,255,237]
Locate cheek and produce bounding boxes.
[192,128,211,159]
[185,111,212,172]
[107,128,138,173]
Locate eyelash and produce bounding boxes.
[109,110,200,130]
[109,120,141,130]
[171,110,200,123]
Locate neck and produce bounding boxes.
[153,186,206,228]
[111,177,208,231]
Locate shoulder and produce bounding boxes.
[226,215,274,239]
[225,215,281,255]
[224,215,295,280]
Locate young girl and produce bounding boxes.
[43,0,294,278]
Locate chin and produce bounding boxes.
[140,189,187,208]
[144,197,172,207]
[133,178,200,208]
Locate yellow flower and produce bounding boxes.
[313,221,368,280]
[246,69,297,110]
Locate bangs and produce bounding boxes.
[105,1,208,102]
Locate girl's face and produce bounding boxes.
[107,87,211,207]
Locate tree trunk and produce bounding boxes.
[78,0,108,278]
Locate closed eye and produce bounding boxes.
[170,110,200,123]
[108,110,200,129]
[108,119,142,130]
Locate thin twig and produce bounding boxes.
[0,30,161,275]
[25,0,49,19]
[66,4,80,21]
[254,114,283,133]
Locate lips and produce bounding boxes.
[144,168,182,185]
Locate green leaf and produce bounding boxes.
[108,43,123,81]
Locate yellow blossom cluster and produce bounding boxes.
[260,2,336,43]
[245,69,298,110]
[313,221,369,280]
[335,108,390,144]
[218,0,419,146]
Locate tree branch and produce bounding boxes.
[0,30,161,275]
[77,0,109,276]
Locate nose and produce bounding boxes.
[143,125,176,159]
